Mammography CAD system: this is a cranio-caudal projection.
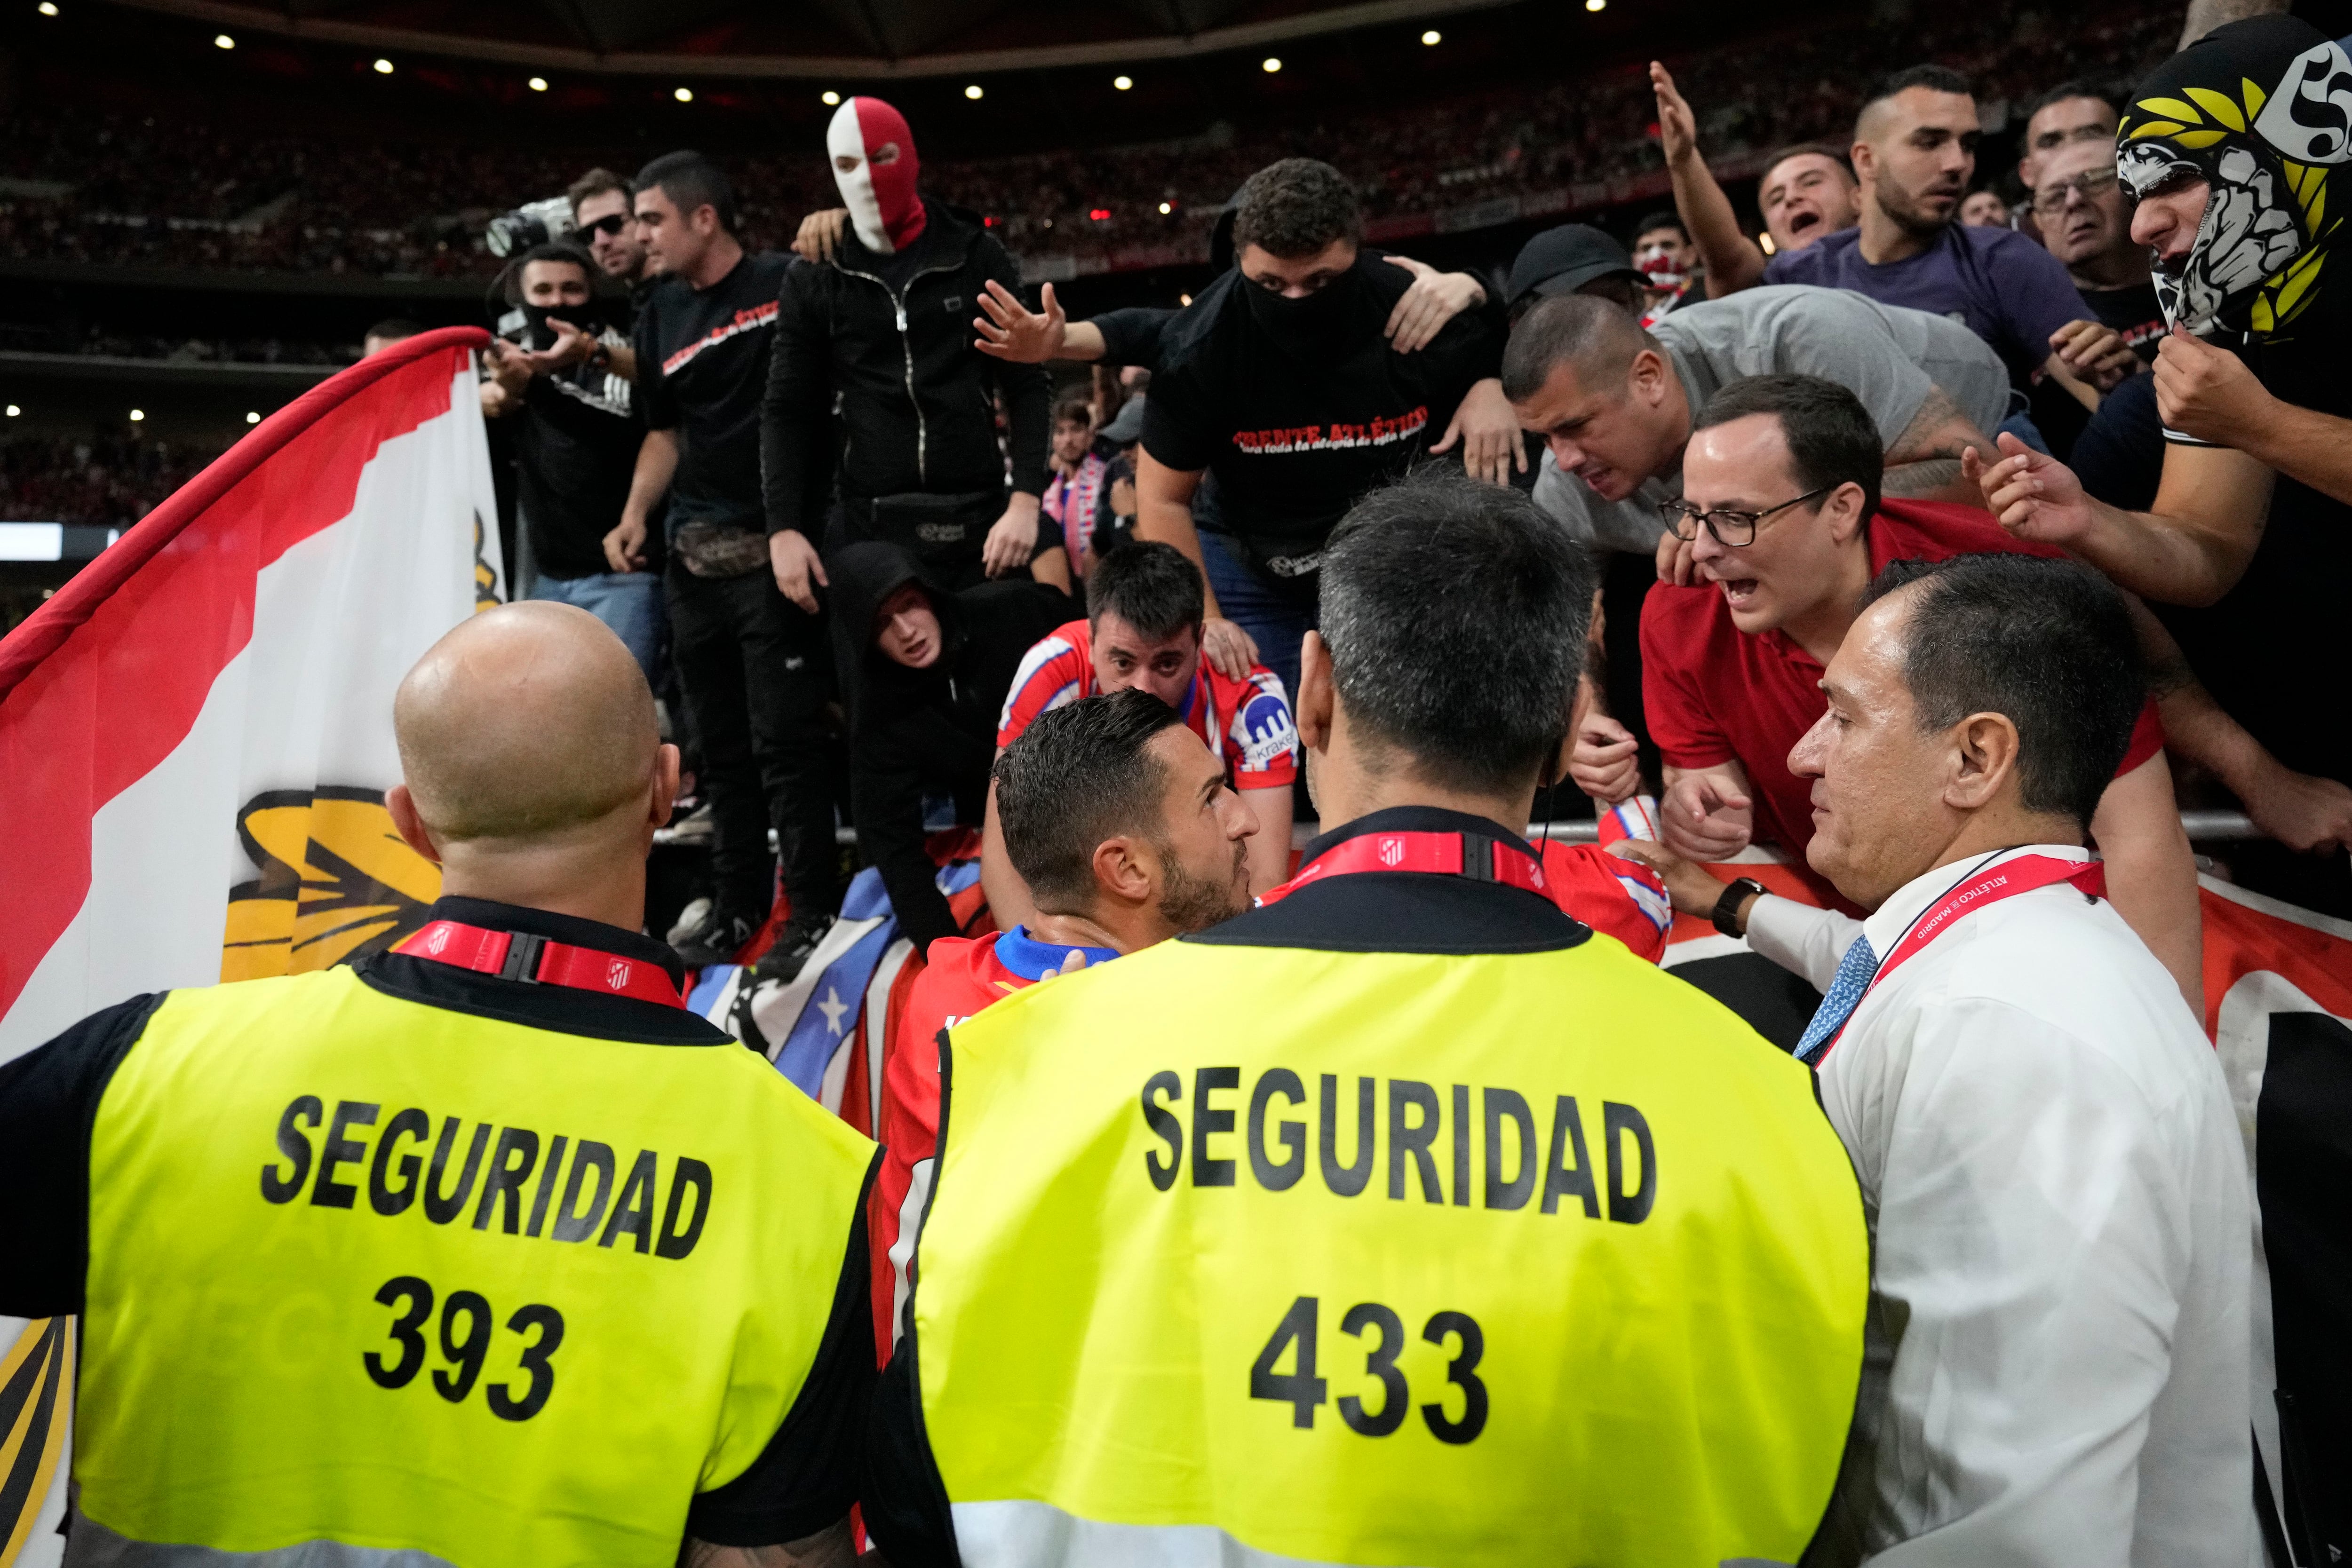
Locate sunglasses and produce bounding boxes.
[582,214,632,238]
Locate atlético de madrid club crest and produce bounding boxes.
[220,786,439,982]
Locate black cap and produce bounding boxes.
[1505,223,1647,309]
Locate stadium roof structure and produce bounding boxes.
[106,0,1518,78]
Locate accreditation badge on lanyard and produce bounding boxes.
[1811,853,2106,1065]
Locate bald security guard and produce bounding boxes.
[0,602,876,1568]
[861,471,1869,1567]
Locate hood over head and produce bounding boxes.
[827,540,961,728]
[2118,14,2351,336]
[828,97,927,254]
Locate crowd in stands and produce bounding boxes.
[0,0,2177,280]
[63,330,348,365]
[0,429,219,529]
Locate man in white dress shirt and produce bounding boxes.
[1620,550,2252,1564]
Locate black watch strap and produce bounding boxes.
[1712,877,1768,939]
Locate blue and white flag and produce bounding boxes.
[696,859,982,1112]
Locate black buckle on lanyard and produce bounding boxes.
[1459,834,1496,883]
[498,932,547,983]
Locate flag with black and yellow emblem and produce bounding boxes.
[0,327,499,1567]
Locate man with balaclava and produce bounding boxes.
[1969,15,2352,921]
[761,96,1061,613]
[1969,28,2352,1549]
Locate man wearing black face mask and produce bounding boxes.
[1135,158,1509,706]
[481,242,659,678]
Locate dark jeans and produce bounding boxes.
[1198,529,1317,706]
[666,561,842,925]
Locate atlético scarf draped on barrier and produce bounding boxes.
[0,327,500,1568]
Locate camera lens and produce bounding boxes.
[485,212,548,258]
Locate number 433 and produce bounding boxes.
[1250,1295,1487,1444]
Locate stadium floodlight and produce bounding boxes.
[822,90,841,105]
[1585,0,1605,9]
[1262,57,1282,73]
[129,409,145,422]
[373,57,394,73]
[674,86,693,102]
[1422,29,1441,45]
[528,76,548,91]
[1159,201,1173,214]
[213,32,234,48]
[246,411,262,424]
[36,3,56,15]
[1114,75,1133,90]
[4,405,18,417]
[965,83,984,99]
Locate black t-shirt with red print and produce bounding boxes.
[1141,250,1502,599]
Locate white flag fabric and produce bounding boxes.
[0,326,498,1567]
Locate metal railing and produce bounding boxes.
[654,811,2267,853]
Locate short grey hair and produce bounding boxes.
[1320,470,1594,796]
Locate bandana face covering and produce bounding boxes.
[519,297,604,352]
[1242,261,1367,361]
[2118,16,2352,337]
[827,97,926,254]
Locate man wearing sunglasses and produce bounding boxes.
[2034,140,2162,368]
[1635,373,2203,1011]
[556,168,647,382]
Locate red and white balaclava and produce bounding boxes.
[828,97,925,253]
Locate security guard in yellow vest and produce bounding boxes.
[863,472,1869,1568]
[0,602,876,1568]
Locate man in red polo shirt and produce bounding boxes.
[1631,373,2201,1008]
[984,540,1296,927]
[870,689,1257,1354]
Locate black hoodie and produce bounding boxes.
[827,541,1071,951]
[762,199,1052,546]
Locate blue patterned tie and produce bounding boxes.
[1795,934,1879,1064]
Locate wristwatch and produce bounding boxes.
[1711,877,1769,939]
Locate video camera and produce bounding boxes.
[486,196,575,258]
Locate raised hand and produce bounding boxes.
[1962,434,2099,549]
[974,279,1067,363]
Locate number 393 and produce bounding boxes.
[1250,1295,1487,1443]
[365,1275,565,1421]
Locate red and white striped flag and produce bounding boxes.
[0,326,497,1567]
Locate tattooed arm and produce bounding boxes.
[1882,386,1997,506]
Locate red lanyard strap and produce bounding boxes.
[1259,829,1549,907]
[1818,854,2104,1062]
[393,919,687,1010]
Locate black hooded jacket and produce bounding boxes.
[762,199,1053,540]
[827,541,1071,952]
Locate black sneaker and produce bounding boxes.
[672,908,761,968]
[752,913,836,986]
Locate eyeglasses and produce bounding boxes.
[2031,167,2119,217]
[1658,484,1831,547]
[582,214,632,238]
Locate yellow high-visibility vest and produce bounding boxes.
[72,966,874,1568]
[911,927,1868,1567]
